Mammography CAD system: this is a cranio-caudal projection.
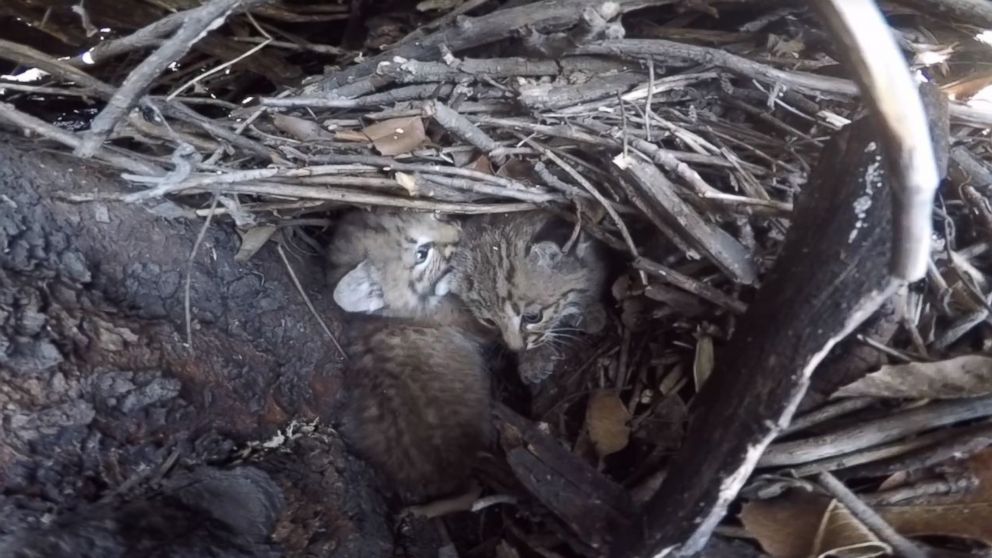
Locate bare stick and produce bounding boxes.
[812,0,939,281]
[68,12,185,66]
[167,38,272,100]
[424,100,507,164]
[522,137,641,260]
[276,243,346,359]
[185,195,219,350]
[75,0,274,158]
[0,38,116,96]
[0,103,161,175]
[894,0,992,26]
[760,395,992,467]
[633,258,747,314]
[818,472,928,558]
[579,39,859,97]
[578,38,990,127]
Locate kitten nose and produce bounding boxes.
[503,328,525,351]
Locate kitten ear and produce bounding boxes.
[333,260,385,313]
[574,231,597,259]
[528,241,563,268]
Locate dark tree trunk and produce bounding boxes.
[0,138,428,556]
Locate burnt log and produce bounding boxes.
[0,138,430,556]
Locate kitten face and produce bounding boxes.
[452,212,606,351]
[327,210,460,318]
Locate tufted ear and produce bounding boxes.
[574,231,597,259]
[333,260,385,313]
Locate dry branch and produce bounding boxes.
[75,0,275,158]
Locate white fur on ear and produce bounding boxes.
[528,241,563,268]
[571,231,596,259]
[333,260,385,313]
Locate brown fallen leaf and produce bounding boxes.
[468,155,494,175]
[360,116,427,156]
[693,333,714,390]
[585,390,631,458]
[271,114,333,142]
[742,449,992,556]
[832,355,992,399]
[944,71,992,103]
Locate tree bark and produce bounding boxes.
[0,138,428,556]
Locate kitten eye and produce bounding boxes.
[522,309,543,324]
[414,243,433,264]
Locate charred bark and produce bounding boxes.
[0,138,429,556]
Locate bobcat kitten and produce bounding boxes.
[327,209,459,317]
[326,209,489,500]
[452,211,607,352]
[339,321,489,500]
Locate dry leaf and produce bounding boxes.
[496,159,539,184]
[235,226,277,262]
[361,116,427,156]
[741,492,889,558]
[740,490,826,558]
[271,114,332,141]
[767,34,805,58]
[813,500,890,558]
[944,71,992,103]
[585,390,631,458]
[693,334,714,389]
[467,154,494,175]
[832,355,992,399]
[742,449,992,557]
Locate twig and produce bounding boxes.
[75,0,274,158]
[275,242,346,359]
[68,12,185,66]
[418,174,560,203]
[262,84,459,108]
[784,397,874,435]
[185,195,219,350]
[68,181,538,214]
[633,258,747,314]
[817,472,929,558]
[168,38,272,100]
[578,38,859,97]
[0,102,162,175]
[522,137,641,262]
[0,38,116,96]
[759,395,992,467]
[424,100,507,164]
[619,154,757,285]
[644,58,654,141]
[894,0,992,26]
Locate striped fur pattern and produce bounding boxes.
[339,320,490,500]
[451,211,607,352]
[327,209,460,318]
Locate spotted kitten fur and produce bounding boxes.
[327,209,459,317]
[339,320,489,500]
[326,209,489,501]
[451,211,607,352]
